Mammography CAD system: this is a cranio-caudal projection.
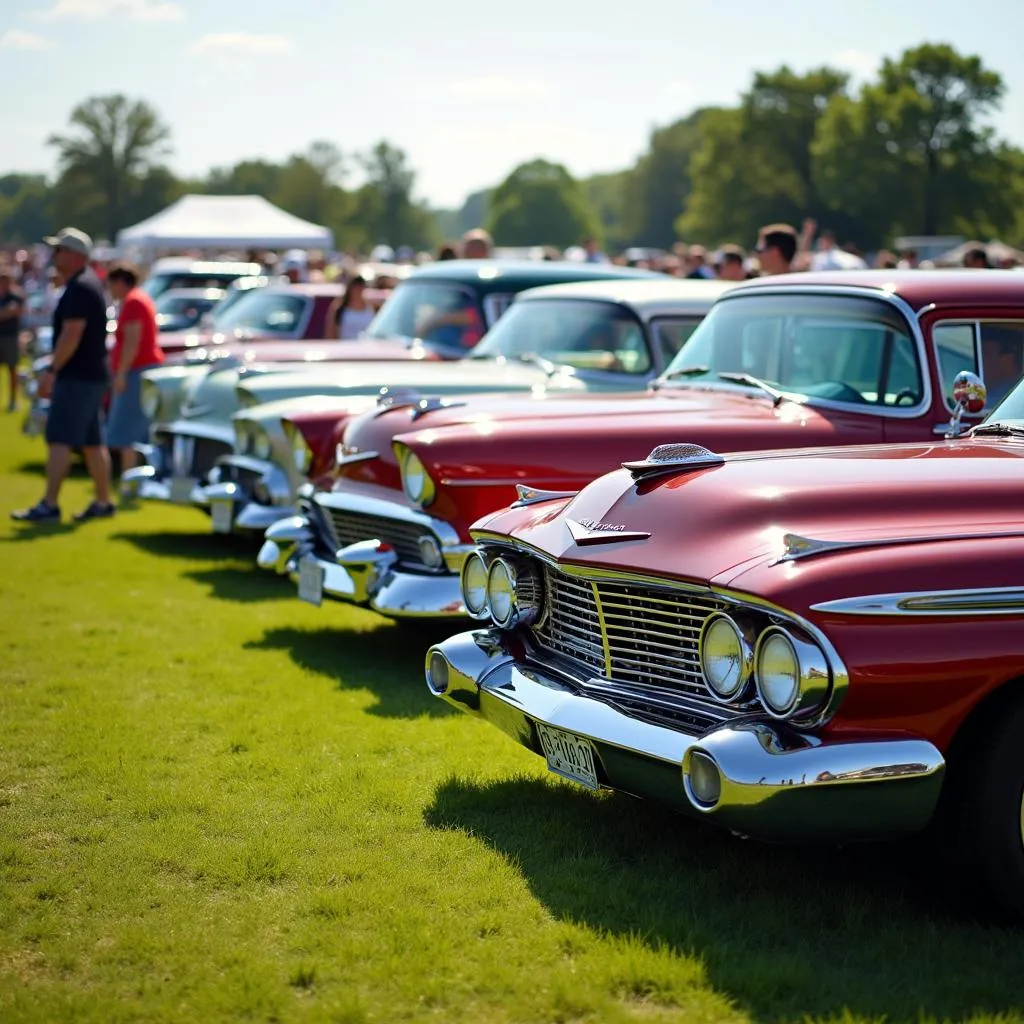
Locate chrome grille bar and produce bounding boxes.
[319,503,434,569]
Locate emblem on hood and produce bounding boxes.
[565,518,651,546]
[623,443,725,481]
[335,443,378,467]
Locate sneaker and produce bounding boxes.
[11,500,61,523]
[73,501,116,522]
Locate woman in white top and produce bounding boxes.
[325,275,375,340]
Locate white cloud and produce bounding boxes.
[187,32,296,57]
[830,49,880,80]
[39,0,183,20]
[665,80,696,102]
[447,77,549,100]
[0,29,55,49]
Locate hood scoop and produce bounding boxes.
[623,442,725,481]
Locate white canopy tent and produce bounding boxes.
[116,194,333,253]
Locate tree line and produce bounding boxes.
[2,43,1022,254]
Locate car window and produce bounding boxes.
[365,281,485,352]
[980,322,1024,410]
[651,317,705,366]
[212,291,307,335]
[665,294,923,407]
[483,293,517,326]
[469,299,653,375]
[933,324,979,410]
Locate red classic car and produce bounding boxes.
[423,367,1024,920]
[258,270,1024,621]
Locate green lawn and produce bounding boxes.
[1,413,1024,1023]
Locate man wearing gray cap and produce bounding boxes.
[11,227,114,523]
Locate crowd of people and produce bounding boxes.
[1,218,1021,524]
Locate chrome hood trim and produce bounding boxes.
[811,587,1024,617]
[777,528,1024,565]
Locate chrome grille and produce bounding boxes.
[535,565,730,705]
[319,503,432,569]
[155,430,233,479]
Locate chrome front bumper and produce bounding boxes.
[196,456,293,535]
[426,630,946,843]
[121,443,203,503]
[256,509,470,620]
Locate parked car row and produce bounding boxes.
[58,259,1024,921]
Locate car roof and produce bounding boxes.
[732,269,1024,309]
[512,276,738,313]
[403,259,658,292]
[256,283,343,298]
[158,287,227,299]
[149,258,263,275]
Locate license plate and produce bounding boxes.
[298,557,324,607]
[536,723,599,790]
[210,499,234,534]
[169,476,196,504]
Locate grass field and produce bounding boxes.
[2,413,1024,1023]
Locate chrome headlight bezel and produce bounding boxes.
[396,444,436,507]
[285,422,312,474]
[484,554,543,629]
[233,421,252,455]
[252,426,272,461]
[698,612,755,702]
[753,626,830,720]
[461,551,490,619]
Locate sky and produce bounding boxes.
[3,0,1024,210]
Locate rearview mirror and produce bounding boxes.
[945,370,987,438]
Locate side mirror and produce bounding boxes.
[945,370,987,438]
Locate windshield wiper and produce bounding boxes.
[970,422,1024,438]
[513,352,559,376]
[717,372,788,408]
[657,365,710,383]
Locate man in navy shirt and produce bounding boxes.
[11,227,115,523]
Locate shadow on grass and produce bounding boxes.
[424,775,1024,1022]
[112,528,254,562]
[184,565,292,603]
[0,521,78,542]
[246,624,455,719]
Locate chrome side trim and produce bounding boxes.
[811,587,1024,617]
[510,484,579,508]
[335,447,379,468]
[776,528,1024,564]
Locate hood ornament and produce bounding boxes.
[565,518,650,546]
[511,484,579,508]
[410,396,467,421]
[623,442,725,481]
[335,443,378,467]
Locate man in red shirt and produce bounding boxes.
[107,262,164,478]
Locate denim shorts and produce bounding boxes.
[45,376,109,448]
[107,367,156,448]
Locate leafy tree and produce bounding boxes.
[0,175,53,243]
[679,69,849,245]
[621,110,710,248]
[455,189,491,234]
[358,141,436,248]
[47,94,172,240]
[204,159,283,197]
[813,43,1008,238]
[583,171,627,251]
[486,159,600,248]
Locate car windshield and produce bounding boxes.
[155,293,222,320]
[364,280,486,352]
[210,290,307,336]
[142,272,250,300]
[468,299,653,374]
[661,293,923,407]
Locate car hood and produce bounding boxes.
[162,337,436,365]
[234,358,589,407]
[477,439,1024,591]
[231,393,380,429]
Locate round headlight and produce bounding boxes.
[418,535,444,570]
[699,613,753,701]
[399,448,435,506]
[486,558,516,626]
[253,428,272,461]
[754,627,830,719]
[290,429,312,474]
[461,551,489,618]
[485,555,543,629]
[141,382,161,420]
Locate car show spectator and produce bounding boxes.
[715,245,748,281]
[436,242,459,261]
[324,275,375,340]
[11,228,114,524]
[0,268,25,412]
[106,261,164,479]
[963,243,992,269]
[755,223,799,275]
[810,229,869,270]
[460,229,493,259]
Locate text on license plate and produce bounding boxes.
[536,723,599,790]
[210,500,234,534]
[298,558,324,607]
[169,476,195,504]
